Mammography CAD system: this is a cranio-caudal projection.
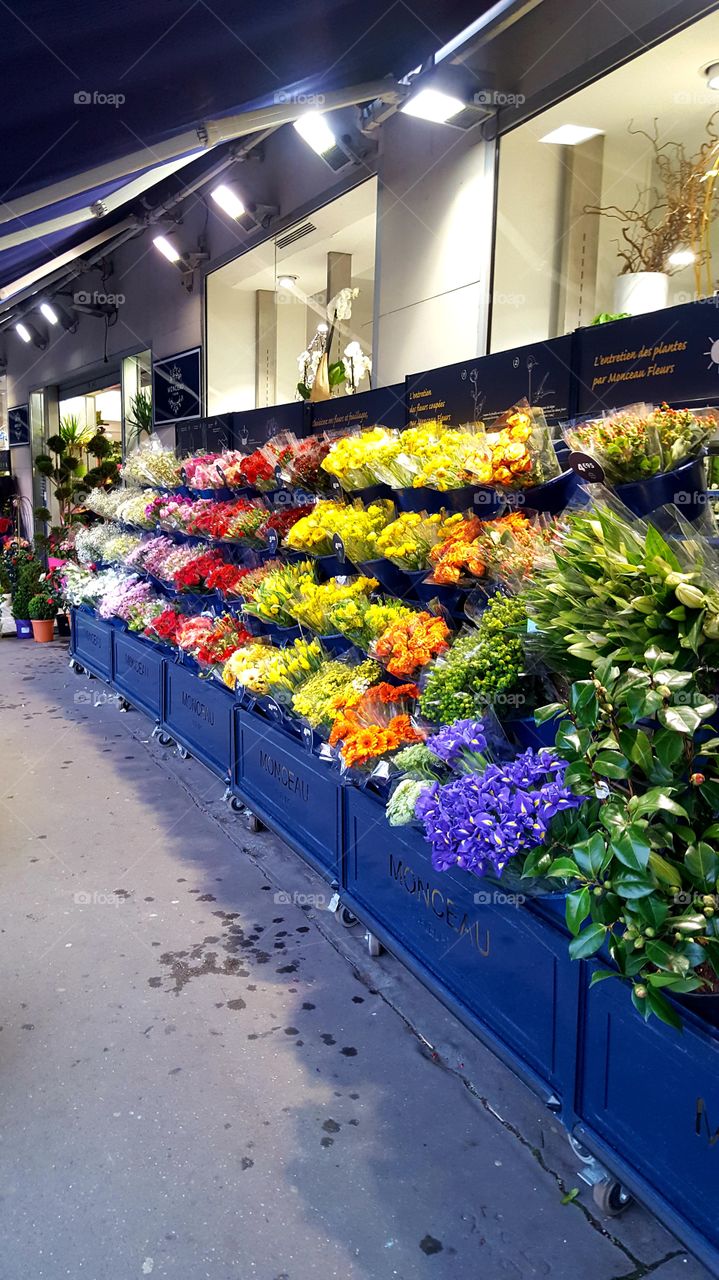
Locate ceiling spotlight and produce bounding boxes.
[153,234,182,264]
[317,322,329,334]
[293,111,352,171]
[667,248,697,268]
[277,274,297,289]
[704,62,719,90]
[401,87,465,124]
[15,320,46,348]
[39,301,58,324]
[211,184,246,219]
[539,124,604,145]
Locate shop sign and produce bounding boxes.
[175,415,233,455]
[309,384,405,434]
[405,335,574,428]
[8,403,29,446]
[152,347,202,423]
[230,401,311,451]
[575,299,719,414]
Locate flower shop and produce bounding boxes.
[46,294,719,1270]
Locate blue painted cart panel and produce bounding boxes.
[576,970,719,1271]
[113,630,165,720]
[343,787,579,1107]
[71,609,113,681]
[233,709,342,880]
[163,662,234,780]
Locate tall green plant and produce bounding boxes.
[126,389,153,445]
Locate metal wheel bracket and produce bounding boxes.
[574,1152,633,1215]
[366,930,382,957]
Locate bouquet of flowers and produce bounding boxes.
[329,596,415,652]
[372,610,450,678]
[564,404,663,483]
[190,615,253,667]
[104,531,143,563]
[127,597,166,632]
[468,404,560,490]
[172,549,227,593]
[74,522,122,566]
[193,499,267,544]
[242,561,315,627]
[122,442,182,489]
[182,453,232,490]
[97,572,155,621]
[420,594,527,723]
[648,402,718,470]
[176,614,215,653]
[329,681,425,768]
[375,511,446,569]
[261,504,314,543]
[291,658,381,731]
[408,427,489,491]
[85,488,128,520]
[262,637,325,704]
[115,490,158,528]
[157,542,214,585]
[62,563,115,606]
[275,432,339,493]
[285,500,393,560]
[321,427,401,491]
[144,606,185,645]
[221,642,274,692]
[291,576,378,635]
[205,561,249,598]
[148,493,198,531]
[124,535,176,574]
[427,514,489,584]
[230,559,285,603]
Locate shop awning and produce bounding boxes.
[0,0,492,293]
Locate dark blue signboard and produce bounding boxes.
[575,299,719,415]
[153,347,202,424]
[8,403,30,447]
[229,401,311,451]
[406,336,574,428]
[309,384,405,435]
[175,415,233,455]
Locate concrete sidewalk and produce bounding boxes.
[0,638,711,1280]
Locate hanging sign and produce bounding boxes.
[405,335,574,428]
[575,300,719,415]
[8,404,29,446]
[230,401,311,451]
[152,347,202,424]
[309,384,405,434]
[175,415,233,456]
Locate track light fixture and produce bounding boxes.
[15,320,46,348]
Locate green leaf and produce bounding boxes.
[613,869,656,899]
[610,828,651,871]
[645,523,681,572]
[569,923,607,959]
[561,1188,580,1205]
[546,857,581,880]
[573,832,609,878]
[648,852,683,888]
[589,968,619,986]
[593,750,630,780]
[566,887,591,936]
[296,382,310,400]
[685,842,719,889]
[635,896,669,930]
[328,360,346,388]
[658,705,702,735]
[653,729,685,770]
[645,987,683,1030]
[630,789,688,820]
[534,702,565,725]
[619,728,654,777]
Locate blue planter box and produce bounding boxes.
[163,661,235,780]
[343,786,579,1109]
[576,966,719,1273]
[70,608,113,681]
[233,709,342,880]
[113,630,165,720]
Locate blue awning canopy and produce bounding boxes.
[0,0,490,292]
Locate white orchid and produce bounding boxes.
[343,340,372,392]
[327,286,359,323]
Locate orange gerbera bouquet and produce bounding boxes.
[428,514,488,584]
[329,681,425,768]
[464,402,560,490]
[373,611,451,678]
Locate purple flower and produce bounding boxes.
[427,718,488,769]
[417,749,584,879]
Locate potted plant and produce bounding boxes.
[27,590,58,642]
[11,558,42,638]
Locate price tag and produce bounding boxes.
[327,892,341,914]
[265,696,282,721]
[329,476,343,496]
[266,528,279,553]
[301,723,315,753]
[332,533,346,564]
[568,451,606,484]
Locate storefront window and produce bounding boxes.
[122,349,152,452]
[206,178,376,412]
[490,12,719,351]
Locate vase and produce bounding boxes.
[14,618,33,639]
[613,271,668,316]
[309,353,331,402]
[55,612,71,638]
[31,618,55,642]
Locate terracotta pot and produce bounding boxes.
[31,618,55,642]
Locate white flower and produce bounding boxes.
[297,350,311,375]
[327,287,359,322]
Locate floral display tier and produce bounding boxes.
[71,606,114,681]
[232,709,343,881]
[162,660,236,781]
[113,629,166,721]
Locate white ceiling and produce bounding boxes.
[211,177,377,296]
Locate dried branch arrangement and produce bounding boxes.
[586,112,719,290]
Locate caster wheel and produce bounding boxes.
[156,732,174,748]
[247,812,264,834]
[366,931,382,957]
[592,1179,633,1215]
[230,796,245,813]
[176,746,190,760]
[69,659,82,674]
[568,1135,594,1165]
[339,906,358,928]
[117,698,130,713]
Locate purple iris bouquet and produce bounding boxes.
[415,749,583,878]
[426,718,488,772]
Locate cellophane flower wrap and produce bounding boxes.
[420,594,527,723]
[242,561,314,627]
[321,426,400,491]
[275,431,340,494]
[97,572,154,621]
[375,511,446,569]
[74,522,122,566]
[62,564,116,606]
[415,748,583,878]
[262,637,325,704]
[329,681,425,769]
[182,452,230,490]
[372,610,451,678]
[285,500,393,560]
[221,642,273,692]
[291,576,378,635]
[122,442,182,489]
[564,403,663,483]
[291,658,381,732]
[468,403,560,490]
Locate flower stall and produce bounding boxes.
[64,309,719,1272]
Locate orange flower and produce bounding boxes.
[374,613,450,678]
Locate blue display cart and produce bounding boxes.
[162,660,235,781]
[112,629,165,721]
[70,608,114,681]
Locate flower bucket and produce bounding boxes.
[347,483,395,505]
[505,714,563,752]
[56,612,71,638]
[317,632,353,656]
[501,468,579,516]
[614,454,707,522]
[413,579,472,616]
[14,618,33,639]
[674,990,719,1028]
[31,619,55,642]
[268,623,302,645]
[316,553,356,581]
[394,485,504,517]
[357,557,414,599]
